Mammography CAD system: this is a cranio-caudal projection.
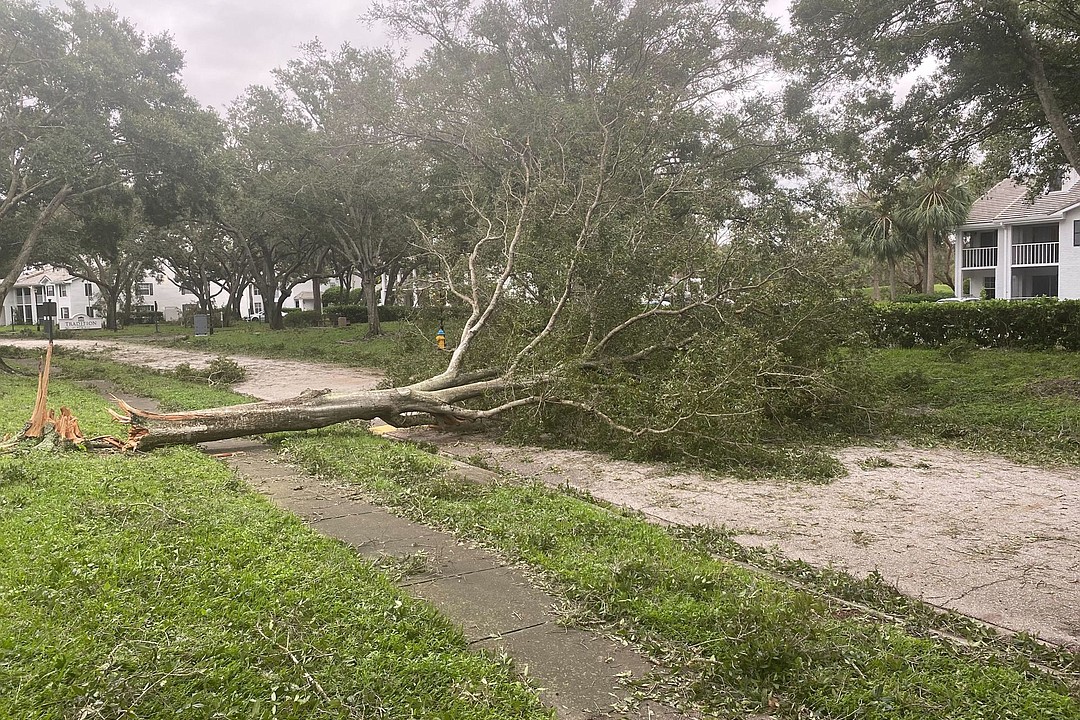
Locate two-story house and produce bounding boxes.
[954,171,1080,300]
[2,266,200,326]
[2,268,99,326]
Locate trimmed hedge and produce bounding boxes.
[322,304,472,325]
[871,298,1080,349]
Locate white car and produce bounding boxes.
[935,296,979,303]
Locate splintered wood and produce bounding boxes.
[21,342,86,444]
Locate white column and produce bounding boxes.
[998,225,1011,299]
[953,231,963,297]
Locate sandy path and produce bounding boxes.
[6,337,1077,646]
[1,337,382,400]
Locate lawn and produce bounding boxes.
[0,376,549,719]
[5,349,1079,718]
[870,347,1080,465]
[279,427,1080,719]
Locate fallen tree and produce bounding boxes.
[15,0,873,465]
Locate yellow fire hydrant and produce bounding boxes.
[436,327,446,351]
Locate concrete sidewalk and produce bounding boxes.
[204,437,691,720]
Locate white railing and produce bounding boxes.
[962,246,997,268]
[1012,241,1058,266]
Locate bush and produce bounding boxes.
[320,304,466,325]
[871,298,1080,349]
[889,291,955,304]
[283,310,320,328]
[172,355,247,386]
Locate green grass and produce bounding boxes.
[870,347,1080,464]
[280,428,1080,719]
[0,378,549,719]
[63,321,441,373]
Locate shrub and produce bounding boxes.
[889,291,955,304]
[871,298,1080,349]
[283,310,320,328]
[173,356,247,386]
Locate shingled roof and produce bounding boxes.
[965,177,1080,226]
[14,266,76,287]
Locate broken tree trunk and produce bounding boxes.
[16,342,87,446]
[24,342,54,438]
[111,375,511,451]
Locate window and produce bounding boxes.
[60,307,70,319]
[86,307,94,318]
[84,283,93,297]
[984,276,996,300]
[1074,220,1080,247]
[135,282,153,297]
[59,285,67,297]
[1049,172,1064,192]
[253,302,263,313]
[45,285,55,296]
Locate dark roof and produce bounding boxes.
[965,177,1080,226]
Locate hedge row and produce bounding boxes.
[282,304,472,327]
[871,298,1080,349]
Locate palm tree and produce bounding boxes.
[898,169,975,294]
[847,191,917,300]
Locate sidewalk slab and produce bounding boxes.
[200,438,691,720]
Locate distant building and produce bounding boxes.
[1,266,200,325]
[954,170,1080,299]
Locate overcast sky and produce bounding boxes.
[87,0,792,113]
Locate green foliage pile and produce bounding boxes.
[281,428,1079,719]
[468,241,875,478]
[171,355,247,386]
[0,377,547,719]
[872,299,1080,349]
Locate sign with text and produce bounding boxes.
[59,314,105,330]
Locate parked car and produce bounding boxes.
[246,311,265,321]
[935,296,979,303]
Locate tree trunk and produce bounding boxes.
[312,277,322,321]
[996,1,1080,176]
[924,230,934,294]
[258,281,284,330]
[870,266,881,301]
[0,185,72,303]
[104,288,120,331]
[362,267,381,336]
[111,374,508,451]
[889,261,898,301]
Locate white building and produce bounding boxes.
[954,170,1080,300]
[2,266,199,326]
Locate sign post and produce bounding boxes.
[40,301,57,342]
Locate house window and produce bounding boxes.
[135,282,153,297]
[253,302,263,313]
[59,285,67,297]
[60,307,70,319]
[45,285,55,296]
[1074,220,1080,246]
[984,276,996,300]
[86,307,95,318]
[84,283,93,297]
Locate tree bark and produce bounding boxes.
[924,231,935,294]
[112,376,510,451]
[996,1,1080,176]
[0,185,72,303]
[312,276,322,321]
[362,266,381,336]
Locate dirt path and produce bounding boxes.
[7,337,1078,647]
